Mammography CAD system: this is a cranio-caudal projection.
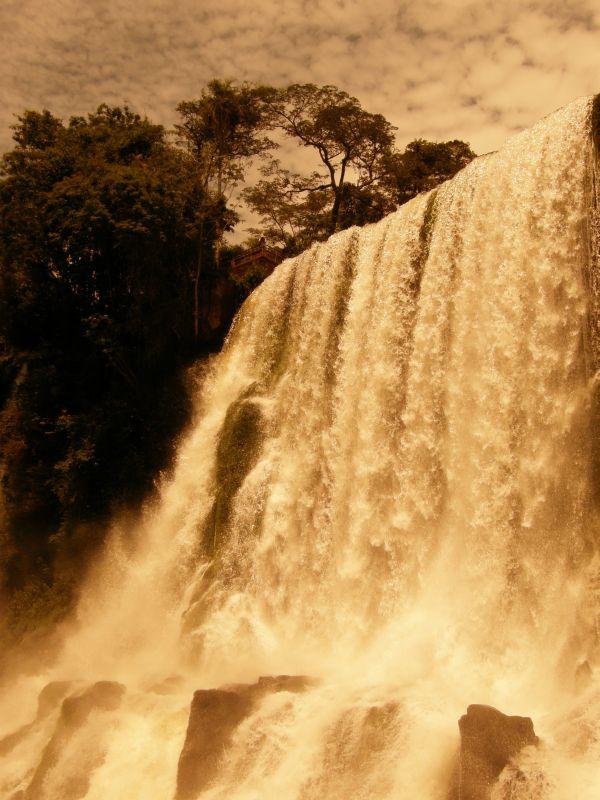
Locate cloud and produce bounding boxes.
[1,0,599,159]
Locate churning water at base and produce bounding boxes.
[3,96,600,799]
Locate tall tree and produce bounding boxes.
[176,81,275,338]
[257,83,397,239]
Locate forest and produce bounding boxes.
[0,80,475,639]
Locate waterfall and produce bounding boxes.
[2,95,600,799]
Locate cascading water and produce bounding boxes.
[2,95,600,799]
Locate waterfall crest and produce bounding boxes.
[2,95,600,799]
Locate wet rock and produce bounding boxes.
[59,680,124,728]
[36,681,74,719]
[253,674,313,695]
[25,681,125,799]
[176,687,253,800]
[176,675,312,800]
[0,723,33,758]
[453,704,538,800]
[0,681,74,758]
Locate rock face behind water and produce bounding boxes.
[453,704,539,800]
[24,681,125,800]
[176,675,312,800]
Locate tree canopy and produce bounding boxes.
[175,80,275,336]
[175,80,274,196]
[381,138,476,206]
[0,106,214,629]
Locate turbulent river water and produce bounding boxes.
[3,95,600,799]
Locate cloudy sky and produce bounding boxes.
[1,0,599,157]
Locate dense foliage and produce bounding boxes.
[0,107,220,631]
[175,80,275,335]
[0,83,475,635]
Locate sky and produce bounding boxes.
[1,0,599,158]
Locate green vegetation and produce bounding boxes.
[242,83,475,255]
[0,81,475,636]
[0,106,213,632]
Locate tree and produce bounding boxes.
[0,106,211,630]
[175,81,275,338]
[242,161,331,256]
[381,139,476,206]
[257,83,397,239]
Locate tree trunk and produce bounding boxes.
[214,223,223,270]
[193,221,205,342]
[328,159,349,236]
[214,161,224,270]
[329,187,343,235]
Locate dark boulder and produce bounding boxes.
[253,674,312,694]
[176,675,312,800]
[36,681,75,719]
[0,681,74,758]
[25,681,125,799]
[59,680,124,728]
[176,687,253,800]
[452,704,538,800]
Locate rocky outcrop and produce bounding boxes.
[176,675,312,800]
[25,681,125,800]
[36,681,75,720]
[203,384,266,556]
[0,681,74,760]
[451,704,539,800]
